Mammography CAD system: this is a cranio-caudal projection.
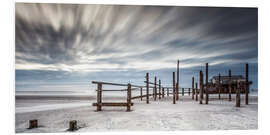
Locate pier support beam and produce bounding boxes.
[200,70,203,104]
[97,83,102,111]
[245,63,249,105]
[192,77,194,100]
[229,69,232,101]
[236,82,241,107]
[182,88,184,96]
[127,83,131,111]
[218,73,221,100]
[162,87,165,98]
[159,79,161,99]
[173,72,176,104]
[195,82,198,101]
[154,76,157,101]
[146,73,149,104]
[205,63,209,104]
[140,87,143,101]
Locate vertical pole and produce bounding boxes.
[236,82,241,107]
[218,73,221,100]
[154,76,157,101]
[188,88,190,96]
[162,87,165,98]
[177,60,179,100]
[146,73,149,104]
[202,72,204,100]
[192,77,194,100]
[206,63,209,104]
[127,83,131,111]
[245,63,249,105]
[97,83,102,111]
[195,82,198,101]
[176,83,179,100]
[182,88,184,96]
[140,87,142,101]
[229,69,232,101]
[152,87,154,98]
[167,88,169,96]
[159,80,161,99]
[173,72,176,104]
[200,71,203,104]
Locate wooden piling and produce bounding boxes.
[154,76,157,101]
[162,87,165,98]
[182,88,184,96]
[236,82,241,107]
[188,88,190,96]
[195,82,198,101]
[200,71,203,104]
[176,83,179,100]
[69,120,78,131]
[97,83,102,111]
[159,79,161,99]
[245,63,249,105]
[192,77,194,100]
[167,88,169,96]
[146,73,149,104]
[29,119,38,129]
[173,72,176,104]
[177,60,179,100]
[229,69,232,101]
[140,87,142,101]
[205,63,209,104]
[218,73,221,100]
[127,83,131,111]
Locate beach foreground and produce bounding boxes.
[15,94,258,133]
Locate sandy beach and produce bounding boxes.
[15,94,258,133]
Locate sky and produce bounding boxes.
[15,3,258,93]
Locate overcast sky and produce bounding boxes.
[15,3,258,92]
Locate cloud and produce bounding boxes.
[15,4,258,90]
[15,4,258,72]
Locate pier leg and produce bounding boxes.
[173,72,176,104]
[97,83,102,111]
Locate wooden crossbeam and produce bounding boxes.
[131,94,154,100]
[92,102,134,107]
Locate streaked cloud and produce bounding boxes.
[15,3,258,90]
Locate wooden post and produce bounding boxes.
[97,83,102,111]
[229,69,232,101]
[167,88,169,96]
[29,119,38,129]
[153,85,155,98]
[192,77,194,100]
[173,72,176,104]
[236,81,241,107]
[177,60,179,100]
[205,63,209,104]
[218,73,221,100]
[162,87,165,98]
[188,88,190,96]
[182,88,184,96]
[140,87,143,101]
[146,73,149,104]
[159,79,161,99]
[127,83,131,111]
[245,63,249,105]
[69,120,78,131]
[154,76,157,101]
[200,71,203,104]
[176,83,179,100]
[195,82,198,101]
[152,87,155,99]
